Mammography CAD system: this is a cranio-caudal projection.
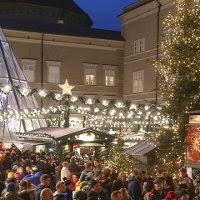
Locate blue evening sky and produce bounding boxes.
[75,0,137,31]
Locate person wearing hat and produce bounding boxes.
[1,182,23,200]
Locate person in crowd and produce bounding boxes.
[80,161,94,182]
[193,188,200,200]
[1,182,23,200]
[164,176,175,198]
[93,160,101,176]
[158,169,168,182]
[143,180,154,200]
[120,188,130,200]
[24,165,42,186]
[74,191,87,200]
[61,162,70,181]
[53,181,66,200]
[111,190,122,200]
[63,178,73,200]
[128,169,142,200]
[18,179,35,200]
[68,157,81,176]
[35,174,51,200]
[71,174,81,191]
[166,191,177,200]
[40,188,53,200]
[151,178,164,200]
[179,168,195,199]
[177,188,190,200]
[112,172,128,191]
[55,163,62,183]
[101,169,112,199]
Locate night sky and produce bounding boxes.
[75,0,136,31]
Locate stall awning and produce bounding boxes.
[123,140,155,156]
[28,127,114,142]
[29,127,88,139]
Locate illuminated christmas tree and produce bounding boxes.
[153,0,200,174]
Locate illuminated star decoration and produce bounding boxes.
[59,79,75,95]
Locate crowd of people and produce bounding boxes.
[0,146,200,200]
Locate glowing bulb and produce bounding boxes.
[20,88,30,96]
[55,93,62,100]
[130,104,137,110]
[110,109,116,116]
[71,96,78,102]
[38,90,47,97]
[2,85,11,93]
[94,108,99,113]
[101,99,109,106]
[86,98,94,105]
[115,101,124,108]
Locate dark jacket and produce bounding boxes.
[128,177,142,200]
[53,191,65,200]
[112,179,128,191]
[1,191,23,200]
[34,184,45,200]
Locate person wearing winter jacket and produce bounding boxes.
[35,174,51,200]
[128,169,142,200]
[1,182,22,200]
[61,162,70,181]
[53,181,66,200]
[18,179,35,200]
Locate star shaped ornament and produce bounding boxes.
[59,79,75,95]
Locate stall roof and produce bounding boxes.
[123,140,155,156]
[29,127,88,139]
[29,127,113,140]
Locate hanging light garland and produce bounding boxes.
[0,83,171,132]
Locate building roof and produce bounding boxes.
[0,1,124,41]
[0,1,93,28]
[0,21,124,41]
[123,0,154,14]
[0,0,89,16]
[123,140,155,156]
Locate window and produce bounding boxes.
[48,66,60,83]
[21,59,36,82]
[105,69,115,86]
[133,38,145,54]
[85,68,96,85]
[47,61,61,83]
[133,70,144,93]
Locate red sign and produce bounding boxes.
[187,127,200,162]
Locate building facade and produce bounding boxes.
[120,0,174,103]
[0,0,174,104]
